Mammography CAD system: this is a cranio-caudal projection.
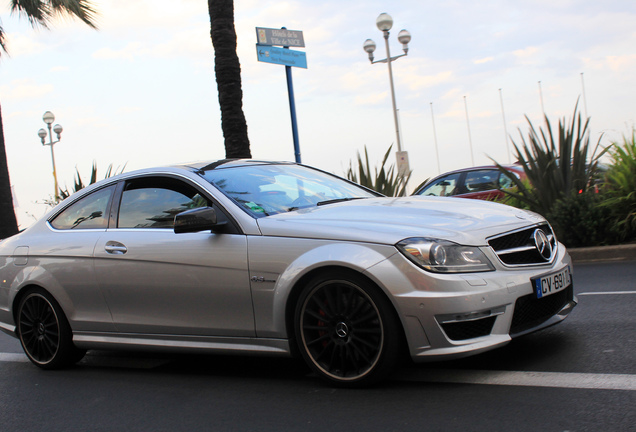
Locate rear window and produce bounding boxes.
[50,186,114,230]
[464,170,499,193]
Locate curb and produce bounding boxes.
[567,243,636,263]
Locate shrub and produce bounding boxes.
[346,145,411,197]
[493,101,607,216]
[547,190,618,248]
[600,131,636,241]
[44,162,126,206]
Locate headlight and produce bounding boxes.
[396,238,494,273]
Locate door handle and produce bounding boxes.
[105,241,127,255]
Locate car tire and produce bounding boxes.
[17,288,86,369]
[294,271,403,387]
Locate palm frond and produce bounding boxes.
[10,0,98,29]
[54,161,126,206]
[346,144,411,197]
[0,23,7,56]
[492,101,607,216]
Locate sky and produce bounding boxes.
[1,0,635,229]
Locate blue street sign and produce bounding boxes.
[256,45,308,69]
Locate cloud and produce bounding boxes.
[402,70,455,91]
[92,42,146,61]
[3,32,46,57]
[512,46,540,64]
[0,79,54,101]
[439,109,464,119]
[85,0,211,62]
[92,27,210,61]
[337,67,379,92]
[151,27,210,58]
[118,106,143,114]
[440,88,462,101]
[604,54,636,72]
[474,57,494,65]
[96,0,206,32]
[354,92,388,106]
[474,110,495,119]
[92,42,151,60]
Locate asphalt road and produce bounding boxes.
[0,260,634,432]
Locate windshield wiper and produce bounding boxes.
[316,197,365,206]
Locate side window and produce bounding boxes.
[50,185,114,230]
[118,177,210,229]
[464,170,499,192]
[498,171,518,189]
[420,173,461,197]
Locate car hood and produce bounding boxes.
[256,196,546,246]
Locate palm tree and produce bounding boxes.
[0,106,17,239]
[207,0,251,159]
[0,1,98,239]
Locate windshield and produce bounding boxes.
[200,163,378,217]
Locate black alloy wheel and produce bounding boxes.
[17,289,85,369]
[295,272,402,387]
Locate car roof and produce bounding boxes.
[413,164,525,195]
[438,164,522,174]
[425,164,523,181]
[174,159,296,172]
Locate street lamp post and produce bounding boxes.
[38,111,63,202]
[363,13,411,177]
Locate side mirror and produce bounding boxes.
[174,207,225,234]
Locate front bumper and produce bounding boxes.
[366,243,576,362]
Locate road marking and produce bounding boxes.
[2,351,635,391]
[401,369,636,391]
[0,351,170,369]
[578,291,636,296]
[0,352,29,363]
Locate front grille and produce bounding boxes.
[440,316,497,341]
[488,223,557,266]
[510,286,573,335]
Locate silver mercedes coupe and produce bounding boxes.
[0,160,576,386]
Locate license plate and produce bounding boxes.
[532,266,571,299]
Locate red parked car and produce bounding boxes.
[413,165,526,200]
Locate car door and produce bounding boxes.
[42,184,118,332]
[93,175,254,337]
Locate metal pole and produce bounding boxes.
[463,96,475,166]
[538,81,545,115]
[285,64,301,163]
[429,102,441,174]
[499,88,511,164]
[383,31,402,152]
[47,124,59,200]
[580,72,588,118]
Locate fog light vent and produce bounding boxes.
[440,316,497,341]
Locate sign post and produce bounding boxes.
[256,27,306,163]
[285,66,300,163]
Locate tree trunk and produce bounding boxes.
[0,103,19,238]
[207,0,251,159]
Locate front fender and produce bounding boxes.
[247,236,396,338]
